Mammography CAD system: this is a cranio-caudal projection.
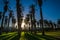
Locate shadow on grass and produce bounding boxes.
[0,33,20,40]
[34,33,60,40]
[2,34,17,40]
[25,33,60,40]
[25,33,40,40]
[0,34,12,40]
[35,34,59,40]
[10,34,20,40]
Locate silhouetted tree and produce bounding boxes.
[4,16,8,33]
[37,0,44,35]
[29,4,36,34]
[16,0,23,37]
[0,12,2,27]
[8,10,13,32]
[1,0,8,34]
[0,12,2,35]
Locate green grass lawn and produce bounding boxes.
[0,31,60,40]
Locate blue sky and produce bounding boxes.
[0,0,60,23]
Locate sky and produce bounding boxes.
[0,0,60,23]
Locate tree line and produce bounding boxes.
[0,0,60,37]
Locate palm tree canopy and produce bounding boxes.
[38,0,43,6]
[4,1,8,12]
[30,5,35,14]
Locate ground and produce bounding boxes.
[0,31,60,40]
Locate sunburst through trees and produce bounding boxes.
[0,0,60,40]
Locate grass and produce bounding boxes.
[0,31,60,40]
[25,31,60,40]
[45,31,60,37]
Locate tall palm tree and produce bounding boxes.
[8,10,13,32]
[16,0,23,37]
[4,16,8,33]
[29,4,36,34]
[0,12,2,27]
[0,12,2,35]
[37,0,44,35]
[1,0,8,33]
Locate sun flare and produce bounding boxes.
[21,17,25,29]
[21,22,25,29]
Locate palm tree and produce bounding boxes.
[12,16,16,32]
[8,10,13,32]
[37,0,44,35]
[0,12,2,35]
[1,0,8,33]
[16,0,23,37]
[4,16,8,33]
[29,4,36,34]
[0,12,2,27]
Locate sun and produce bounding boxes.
[21,17,25,29]
[21,22,25,29]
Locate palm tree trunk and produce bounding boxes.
[7,17,10,32]
[40,7,45,35]
[16,0,22,37]
[1,12,6,34]
[30,14,33,33]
